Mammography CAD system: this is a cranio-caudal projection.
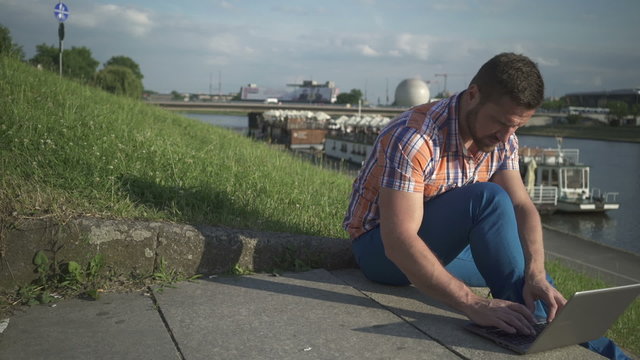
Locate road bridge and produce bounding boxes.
[148,100,566,121]
[148,100,406,117]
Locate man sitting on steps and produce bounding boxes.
[343,52,629,359]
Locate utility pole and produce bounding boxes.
[364,79,368,104]
[434,73,469,96]
[386,78,389,106]
[435,73,448,95]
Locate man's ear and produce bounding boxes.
[467,84,481,106]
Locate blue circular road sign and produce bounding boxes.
[54,3,70,22]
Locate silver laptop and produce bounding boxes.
[465,283,640,354]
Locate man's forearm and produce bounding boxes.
[383,233,481,312]
[514,202,546,278]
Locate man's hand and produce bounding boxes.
[523,274,567,322]
[464,296,537,335]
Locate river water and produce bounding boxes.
[182,112,640,255]
[518,135,640,255]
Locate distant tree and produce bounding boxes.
[433,91,449,99]
[95,65,143,98]
[606,101,628,126]
[171,90,182,100]
[104,55,143,80]
[29,43,58,71]
[64,46,100,82]
[336,89,363,105]
[566,114,581,125]
[30,44,99,82]
[630,104,640,121]
[540,98,564,112]
[0,24,25,60]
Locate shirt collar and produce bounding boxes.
[443,91,464,154]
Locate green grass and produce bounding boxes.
[0,56,352,239]
[547,261,639,356]
[1,56,637,353]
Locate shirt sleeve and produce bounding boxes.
[378,126,431,193]
[498,134,520,171]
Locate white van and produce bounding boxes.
[264,98,279,104]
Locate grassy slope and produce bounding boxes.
[0,56,352,239]
[546,261,638,355]
[1,56,637,354]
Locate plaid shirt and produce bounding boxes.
[343,92,520,239]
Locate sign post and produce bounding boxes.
[53,2,69,77]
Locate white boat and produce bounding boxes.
[324,114,391,165]
[248,110,331,151]
[519,138,620,214]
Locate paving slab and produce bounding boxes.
[153,268,460,359]
[331,269,605,360]
[0,292,179,360]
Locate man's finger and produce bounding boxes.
[510,302,536,324]
[523,291,536,313]
[547,290,568,322]
[502,309,535,335]
[545,295,559,322]
[494,319,517,334]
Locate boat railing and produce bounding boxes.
[605,192,620,203]
[520,148,580,165]
[591,188,620,203]
[528,185,558,205]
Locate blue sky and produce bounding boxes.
[2,0,639,103]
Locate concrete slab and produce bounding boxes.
[153,269,460,359]
[0,292,179,360]
[331,269,605,360]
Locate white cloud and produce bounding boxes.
[534,56,559,67]
[207,33,255,56]
[219,1,235,10]
[394,33,432,61]
[431,0,471,12]
[270,5,328,16]
[357,44,379,57]
[73,4,154,37]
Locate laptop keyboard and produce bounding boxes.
[486,322,548,345]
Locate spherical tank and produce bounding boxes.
[394,79,430,107]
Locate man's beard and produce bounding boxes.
[464,105,500,153]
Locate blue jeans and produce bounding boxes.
[352,182,630,359]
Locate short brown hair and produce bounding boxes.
[470,52,544,109]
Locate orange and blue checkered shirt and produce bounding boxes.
[343,92,520,239]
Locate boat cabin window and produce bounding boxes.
[564,168,586,189]
[541,168,559,187]
[562,168,589,189]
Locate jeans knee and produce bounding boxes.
[472,181,511,205]
[468,182,515,223]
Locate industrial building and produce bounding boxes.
[240,80,339,104]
